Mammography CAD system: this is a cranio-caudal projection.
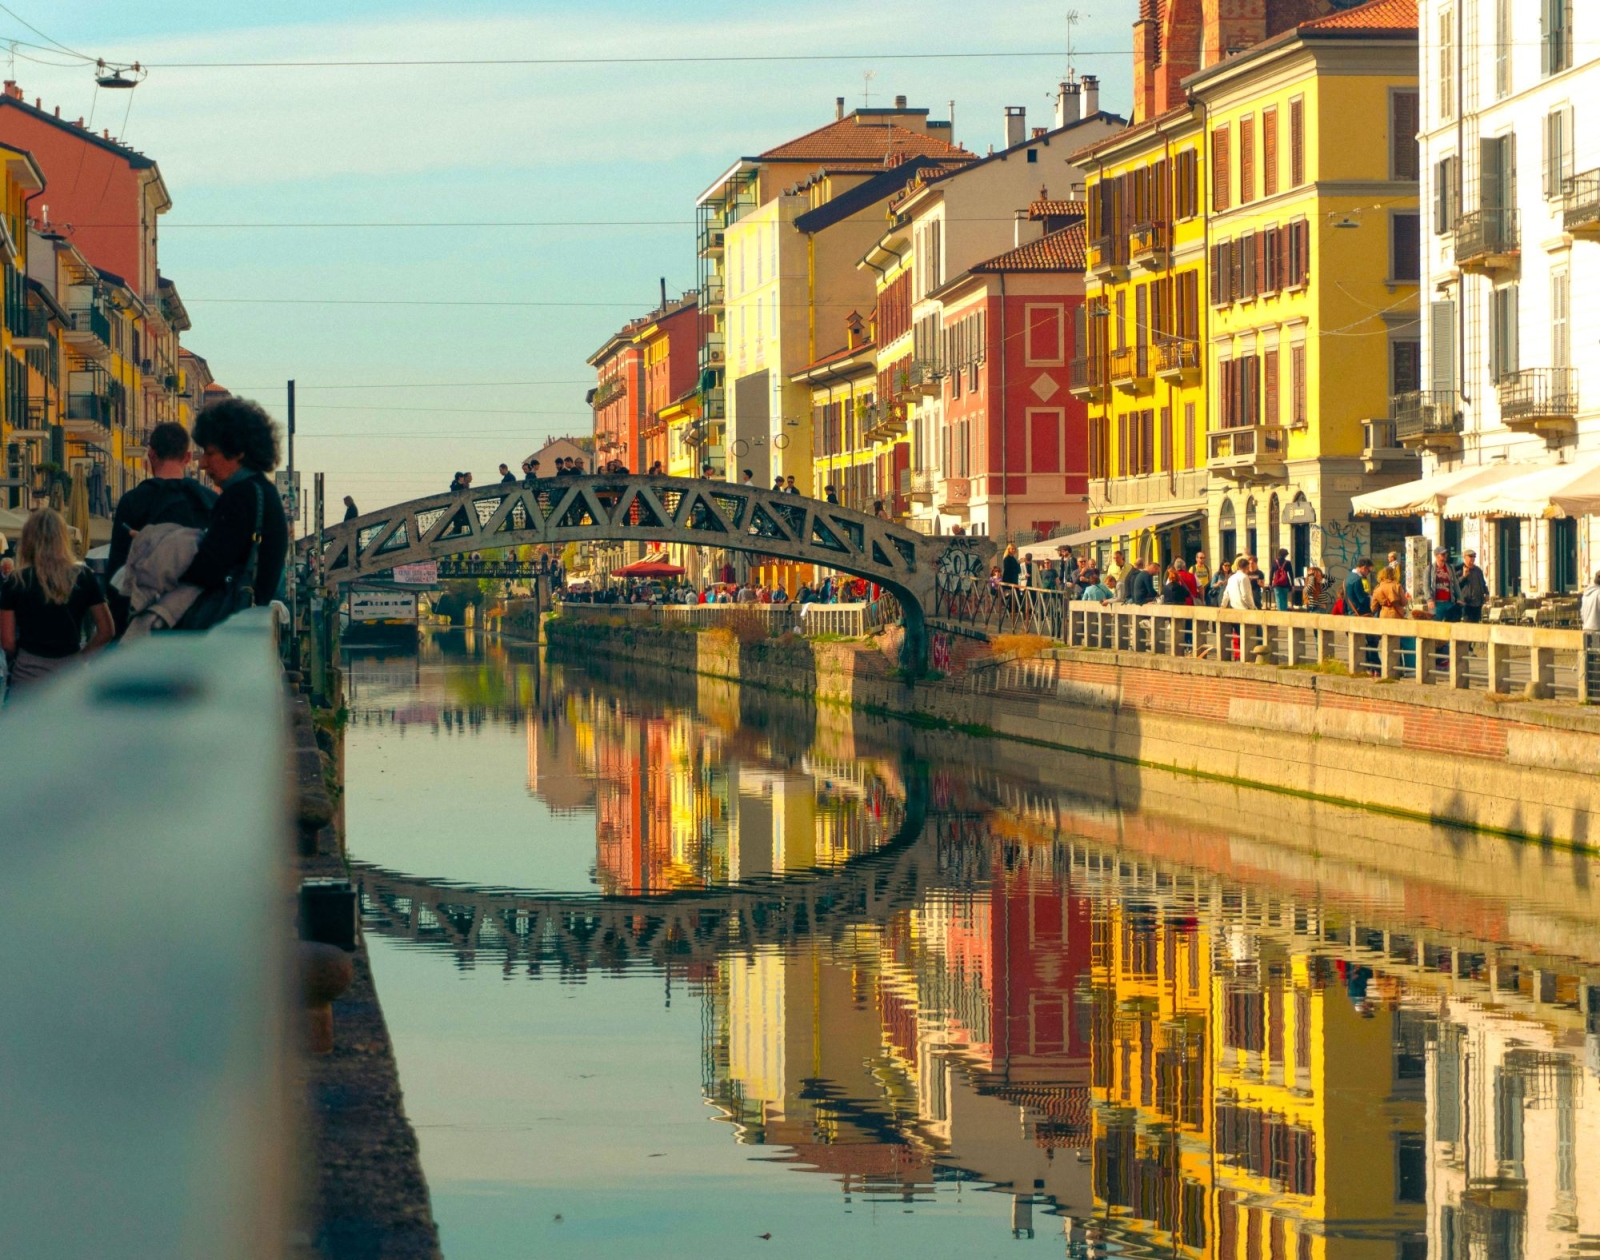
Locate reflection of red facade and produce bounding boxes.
[594,714,676,896]
[988,860,1093,1078]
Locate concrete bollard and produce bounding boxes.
[299,941,354,1055]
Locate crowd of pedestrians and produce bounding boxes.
[0,398,289,704]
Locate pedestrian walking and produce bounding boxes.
[1342,558,1375,616]
[106,421,218,637]
[824,484,838,504]
[1270,548,1294,611]
[1220,556,1256,610]
[0,508,113,692]
[1161,566,1193,605]
[741,469,754,485]
[1001,544,1022,586]
[343,495,359,521]
[1456,550,1488,621]
[1172,558,1199,603]
[1428,548,1461,622]
[181,398,291,625]
[1192,551,1211,590]
[1302,566,1332,613]
[1125,560,1159,605]
[1372,564,1414,671]
[1582,571,1600,632]
[499,463,517,484]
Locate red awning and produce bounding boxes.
[611,559,686,578]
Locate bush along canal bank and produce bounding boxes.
[542,613,1600,850]
[290,677,442,1260]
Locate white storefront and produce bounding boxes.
[1413,0,1600,595]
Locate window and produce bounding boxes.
[1430,299,1458,393]
[1490,284,1519,379]
[1392,213,1421,281]
[1291,343,1307,425]
[1240,115,1256,204]
[1396,1136,1427,1204]
[1543,0,1573,76]
[1160,406,1173,473]
[1264,349,1280,424]
[1439,10,1455,122]
[1138,409,1155,475]
[1212,124,1231,212]
[1495,0,1512,97]
[1261,224,1279,293]
[1434,155,1460,233]
[1184,402,1196,468]
[1240,233,1256,298]
[1553,517,1579,592]
[1393,339,1421,394]
[1210,239,1231,306]
[1553,268,1570,368]
[1174,148,1199,219]
[1176,270,1199,339]
[1027,148,1039,164]
[1286,219,1310,288]
[1029,409,1062,472]
[1544,106,1574,198]
[1391,91,1419,180]
[1289,98,1306,187]
[1262,106,1279,197]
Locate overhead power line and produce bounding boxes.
[140,49,1133,69]
[227,379,592,390]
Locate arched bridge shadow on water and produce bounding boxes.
[307,476,998,669]
[354,769,1002,974]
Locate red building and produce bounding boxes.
[0,81,169,296]
[931,212,1091,539]
[587,288,700,475]
[635,292,699,474]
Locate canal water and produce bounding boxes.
[345,630,1600,1260]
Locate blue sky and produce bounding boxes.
[14,1,1134,514]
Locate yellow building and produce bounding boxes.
[792,319,877,512]
[1071,107,1210,566]
[1188,2,1421,575]
[1,143,45,512]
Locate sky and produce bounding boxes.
[12,1,1135,520]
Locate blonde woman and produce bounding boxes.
[0,508,113,691]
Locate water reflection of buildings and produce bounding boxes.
[529,674,908,896]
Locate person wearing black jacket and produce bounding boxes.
[183,398,290,610]
[106,422,218,635]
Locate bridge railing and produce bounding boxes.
[0,607,294,1257]
[557,600,878,638]
[939,587,1596,701]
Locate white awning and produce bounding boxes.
[1022,509,1202,557]
[1442,455,1600,519]
[1349,463,1523,517]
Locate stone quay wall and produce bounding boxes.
[543,615,1600,849]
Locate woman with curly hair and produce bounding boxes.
[0,507,113,690]
[182,397,290,619]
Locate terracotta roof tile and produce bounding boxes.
[1300,0,1416,33]
[760,116,971,164]
[971,223,1086,274]
[1029,198,1085,221]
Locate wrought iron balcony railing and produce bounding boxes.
[1562,170,1600,238]
[1454,208,1519,269]
[1497,367,1578,427]
[1391,390,1464,443]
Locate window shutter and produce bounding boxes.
[1434,160,1449,232]
[1213,124,1231,212]
[1392,92,1419,180]
[1264,350,1280,423]
[1263,107,1278,197]
[1278,224,1291,288]
[1289,99,1305,186]
[1430,300,1456,392]
[1240,116,1255,204]
[1255,231,1268,295]
[1506,285,1519,375]
[1231,237,1244,297]
[1292,344,1307,424]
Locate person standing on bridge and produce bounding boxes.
[499,463,517,484]
[180,398,290,623]
[0,508,114,692]
[343,495,359,521]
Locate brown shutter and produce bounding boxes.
[1230,237,1244,297]
[1213,124,1231,212]
[1289,99,1305,186]
[1264,349,1280,424]
[1391,91,1419,181]
[1262,106,1279,197]
[1240,115,1255,204]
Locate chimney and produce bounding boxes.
[2,80,20,100]
[659,277,667,310]
[1055,80,1081,128]
[1015,210,1028,247]
[1081,75,1100,117]
[836,96,845,120]
[1004,106,1026,150]
[894,94,907,109]
[1032,127,1048,139]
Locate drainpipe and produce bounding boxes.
[1000,269,1009,541]
[807,234,817,364]
[1455,8,1470,410]
[1198,101,1213,559]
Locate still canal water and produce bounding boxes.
[344,630,1600,1260]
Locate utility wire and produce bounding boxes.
[227,379,592,389]
[141,48,1134,69]
[0,4,92,61]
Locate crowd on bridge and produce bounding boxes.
[562,572,881,608]
[0,399,290,704]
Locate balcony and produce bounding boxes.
[1562,170,1600,239]
[1153,336,1200,383]
[697,224,726,258]
[910,470,936,502]
[12,299,51,350]
[65,391,112,438]
[62,305,112,361]
[701,332,725,369]
[1207,424,1288,478]
[938,476,971,508]
[1109,346,1151,392]
[906,359,942,396]
[1087,234,1128,283]
[591,377,626,411]
[862,403,907,441]
[699,274,724,312]
[1391,389,1463,450]
[700,387,726,422]
[1360,418,1418,474]
[1130,220,1170,270]
[1497,367,1579,433]
[1068,353,1109,402]
[1454,208,1519,273]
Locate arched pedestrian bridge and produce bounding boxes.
[310,476,997,669]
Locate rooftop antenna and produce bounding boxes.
[861,69,876,109]
[1064,9,1084,82]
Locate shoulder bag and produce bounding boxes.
[177,479,264,631]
